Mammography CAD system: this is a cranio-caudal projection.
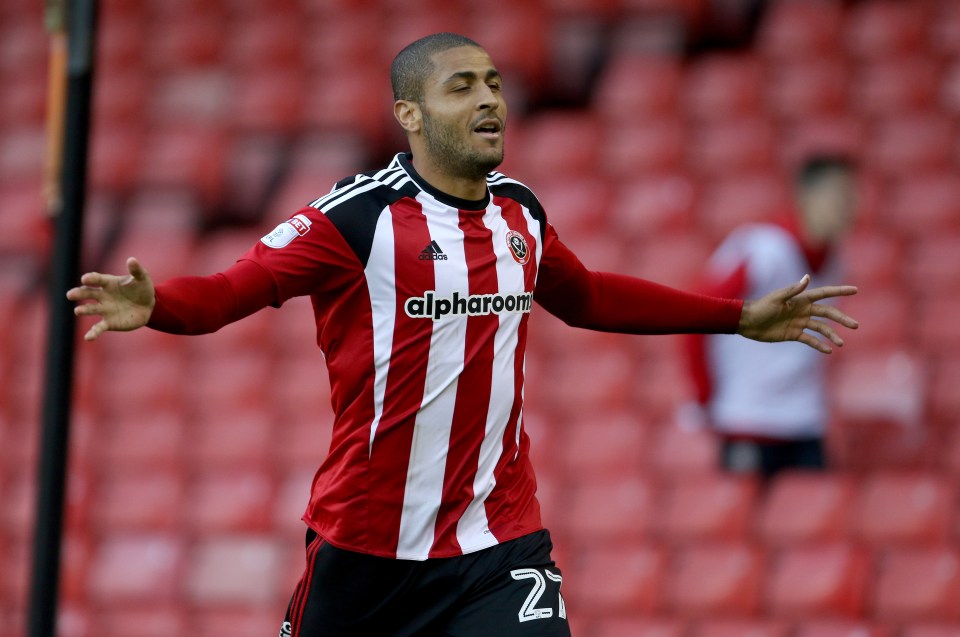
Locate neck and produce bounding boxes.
[410,152,488,202]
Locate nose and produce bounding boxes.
[477,84,500,111]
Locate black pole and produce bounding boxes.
[27,1,97,635]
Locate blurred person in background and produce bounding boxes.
[682,155,858,480]
[68,34,858,637]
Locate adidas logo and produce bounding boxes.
[419,240,448,261]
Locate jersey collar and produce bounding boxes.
[397,153,491,212]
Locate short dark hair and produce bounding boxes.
[391,32,483,102]
[796,154,856,190]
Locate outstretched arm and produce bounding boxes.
[66,257,155,341]
[738,274,858,353]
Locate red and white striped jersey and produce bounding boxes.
[243,153,549,559]
[149,153,741,560]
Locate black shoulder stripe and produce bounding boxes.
[315,169,411,268]
[489,180,547,242]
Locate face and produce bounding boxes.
[417,46,507,181]
[799,169,857,244]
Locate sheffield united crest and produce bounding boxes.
[506,230,529,265]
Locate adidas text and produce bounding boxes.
[419,240,448,260]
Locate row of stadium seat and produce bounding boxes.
[4,531,960,634]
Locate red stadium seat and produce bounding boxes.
[94,351,186,417]
[272,468,318,539]
[533,176,614,238]
[608,174,698,241]
[88,607,187,637]
[917,297,960,355]
[183,468,275,533]
[850,58,940,118]
[183,403,276,469]
[755,0,845,61]
[222,15,306,73]
[901,626,960,637]
[647,424,718,477]
[868,114,955,176]
[90,470,184,532]
[88,125,147,192]
[0,71,47,131]
[189,609,284,637]
[765,543,869,618]
[557,411,650,478]
[181,348,273,406]
[590,618,686,637]
[655,475,758,544]
[599,119,687,180]
[687,118,778,177]
[779,116,865,169]
[87,534,184,603]
[562,542,666,615]
[691,619,790,637]
[681,54,764,122]
[592,55,684,123]
[664,543,765,618]
[696,171,790,241]
[142,15,223,71]
[302,67,393,147]
[853,473,954,546]
[932,1,960,57]
[930,359,960,429]
[830,349,926,429]
[795,621,892,637]
[838,230,905,289]
[765,59,849,121]
[562,474,655,543]
[136,124,230,207]
[469,5,550,98]
[844,1,929,60]
[905,234,960,296]
[756,472,855,546]
[872,548,960,621]
[834,288,909,348]
[184,536,285,604]
[302,10,382,73]
[229,69,307,135]
[509,111,603,182]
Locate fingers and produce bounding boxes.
[84,320,108,342]
[810,303,860,329]
[803,284,859,303]
[775,274,811,301]
[797,331,834,354]
[805,318,844,347]
[127,257,146,281]
[66,285,99,301]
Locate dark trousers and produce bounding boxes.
[720,436,825,481]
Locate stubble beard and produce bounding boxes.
[421,109,504,182]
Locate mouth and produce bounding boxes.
[473,119,503,140]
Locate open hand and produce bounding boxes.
[738,275,858,353]
[66,257,156,341]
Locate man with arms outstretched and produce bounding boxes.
[68,33,858,637]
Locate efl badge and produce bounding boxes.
[261,213,312,249]
[506,230,530,265]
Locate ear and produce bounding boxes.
[394,100,422,134]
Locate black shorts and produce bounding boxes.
[281,529,571,637]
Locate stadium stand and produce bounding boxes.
[5,0,960,635]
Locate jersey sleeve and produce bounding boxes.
[534,223,743,335]
[239,207,365,303]
[147,207,362,335]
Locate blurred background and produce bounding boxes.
[2,0,960,635]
